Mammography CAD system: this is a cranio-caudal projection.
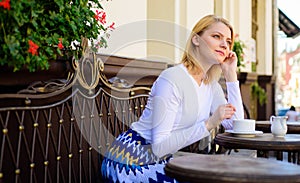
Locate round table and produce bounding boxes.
[215,133,300,163]
[165,154,300,183]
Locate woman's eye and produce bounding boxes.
[213,35,220,39]
[227,41,232,45]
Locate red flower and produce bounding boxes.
[58,38,64,49]
[108,22,115,30]
[0,0,10,10]
[28,40,39,56]
[94,10,106,25]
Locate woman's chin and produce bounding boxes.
[208,59,221,65]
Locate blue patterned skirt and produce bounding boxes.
[101,129,179,183]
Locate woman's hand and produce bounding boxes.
[206,103,236,131]
[221,51,238,82]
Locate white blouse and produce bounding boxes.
[131,64,244,157]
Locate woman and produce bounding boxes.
[101,14,244,183]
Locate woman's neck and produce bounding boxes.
[187,67,207,85]
[196,53,215,73]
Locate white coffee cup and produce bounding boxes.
[233,119,256,132]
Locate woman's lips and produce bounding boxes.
[215,50,225,56]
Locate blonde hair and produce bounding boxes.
[181,15,234,84]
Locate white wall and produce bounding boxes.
[100,0,215,64]
[146,0,176,63]
[174,0,215,64]
[186,0,214,31]
[236,0,253,72]
[216,0,253,72]
[257,0,273,75]
[99,0,147,59]
[99,0,273,75]
[215,0,252,39]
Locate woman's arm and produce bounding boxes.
[210,81,244,130]
[150,77,210,158]
[218,51,244,128]
[226,81,244,119]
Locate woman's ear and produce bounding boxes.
[191,35,200,46]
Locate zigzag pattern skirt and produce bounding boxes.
[101,129,179,183]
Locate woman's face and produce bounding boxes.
[198,22,232,64]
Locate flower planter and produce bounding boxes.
[0,59,72,94]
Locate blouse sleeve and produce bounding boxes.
[210,81,244,130]
[150,77,210,158]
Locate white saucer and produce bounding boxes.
[225,130,263,137]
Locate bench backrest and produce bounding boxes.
[0,52,152,183]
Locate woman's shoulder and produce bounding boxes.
[160,64,185,78]
[163,63,183,72]
[158,64,195,92]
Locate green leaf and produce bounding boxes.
[0,0,113,72]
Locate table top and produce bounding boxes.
[165,154,300,183]
[256,121,300,133]
[215,133,300,151]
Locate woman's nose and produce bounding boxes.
[220,40,228,49]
